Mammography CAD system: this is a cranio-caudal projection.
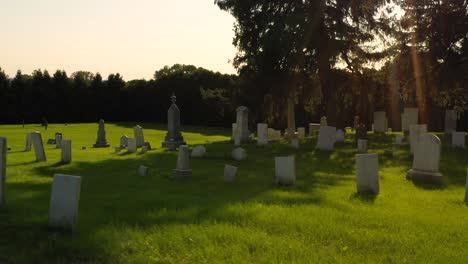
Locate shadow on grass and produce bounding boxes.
[113,122,231,137]
[349,192,378,204]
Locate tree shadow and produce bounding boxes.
[113,122,231,137]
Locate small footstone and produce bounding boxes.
[231,147,247,161]
[395,135,403,145]
[357,139,367,153]
[291,139,300,149]
[138,165,149,176]
[191,145,206,158]
[82,146,86,150]
[141,146,149,154]
[224,164,238,183]
[49,174,81,233]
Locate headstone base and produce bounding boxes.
[173,169,192,178]
[93,143,110,148]
[406,169,443,184]
[162,140,186,150]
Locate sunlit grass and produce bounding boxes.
[0,123,467,263]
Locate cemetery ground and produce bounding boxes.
[0,123,467,263]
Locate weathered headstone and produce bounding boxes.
[55,133,63,149]
[407,133,443,182]
[25,132,32,152]
[297,127,305,139]
[191,145,206,158]
[115,146,122,153]
[335,129,345,142]
[395,135,403,145]
[174,145,192,178]
[320,116,327,126]
[373,111,388,133]
[286,98,296,139]
[0,137,6,208]
[127,138,137,153]
[356,153,379,194]
[235,106,250,143]
[93,119,110,148]
[357,139,368,153]
[452,132,465,148]
[402,108,418,132]
[31,131,46,162]
[275,156,295,186]
[308,123,320,136]
[316,126,336,151]
[291,138,300,149]
[49,174,81,233]
[61,140,72,164]
[257,123,268,146]
[409,124,427,153]
[141,146,149,154]
[162,94,186,149]
[134,125,145,148]
[224,164,238,183]
[356,124,368,142]
[138,165,149,177]
[120,135,129,148]
[231,147,247,161]
[444,110,457,133]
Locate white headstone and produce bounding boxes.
[275,156,295,186]
[402,108,418,132]
[31,131,46,162]
[134,125,145,148]
[308,123,320,136]
[174,145,192,177]
[356,153,379,194]
[320,116,327,126]
[357,139,367,153]
[444,110,457,133]
[61,140,72,164]
[335,129,345,142]
[373,111,388,133]
[235,106,250,143]
[49,174,81,232]
[127,138,137,153]
[55,133,63,149]
[231,147,247,161]
[395,135,403,145]
[224,164,238,183]
[409,124,428,153]
[407,133,443,181]
[0,137,6,208]
[257,123,268,146]
[191,145,206,158]
[138,165,149,176]
[316,126,336,151]
[25,132,32,152]
[297,127,305,139]
[291,138,300,149]
[452,132,465,148]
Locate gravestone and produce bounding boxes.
[234,134,241,146]
[141,146,149,154]
[0,137,6,208]
[395,135,403,145]
[444,110,457,133]
[174,145,192,178]
[275,156,295,186]
[407,133,443,182]
[120,135,129,148]
[224,164,238,183]
[452,132,465,148]
[134,125,145,148]
[335,129,345,142]
[143,142,152,150]
[231,123,238,141]
[162,94,186,149]
[191,145,206,158]
[409,124,427,153]
[316,126,336,151]
[320,116,327,126]
[127,138,137,153]
[55,133,63,149]
[308,123,320,136]
[356,124,368,142]
[231,147,247,161]
[31,131,46,162]
[61,140,72,164]
[373,111,388,133]
[356,153,379,194]
[257,123,268,146]
[115,146,122,153]
[47,138,56,145]
[291,139,300,149]
[402,108,418,132]
[93,119,110,148]
[235,106,250,143]
[286,98,296,139]
[357,139,368,153]
[49,174,81,233]
[25,132,32,151]
[297,127,305,139]
[138,165,149,177]
[353,116,359,130]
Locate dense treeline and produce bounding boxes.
[0,65,239,127]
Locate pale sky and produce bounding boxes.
[0,0,237,80]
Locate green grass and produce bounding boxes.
[0,123,467,263]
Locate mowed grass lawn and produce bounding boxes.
[0,123,467,263]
